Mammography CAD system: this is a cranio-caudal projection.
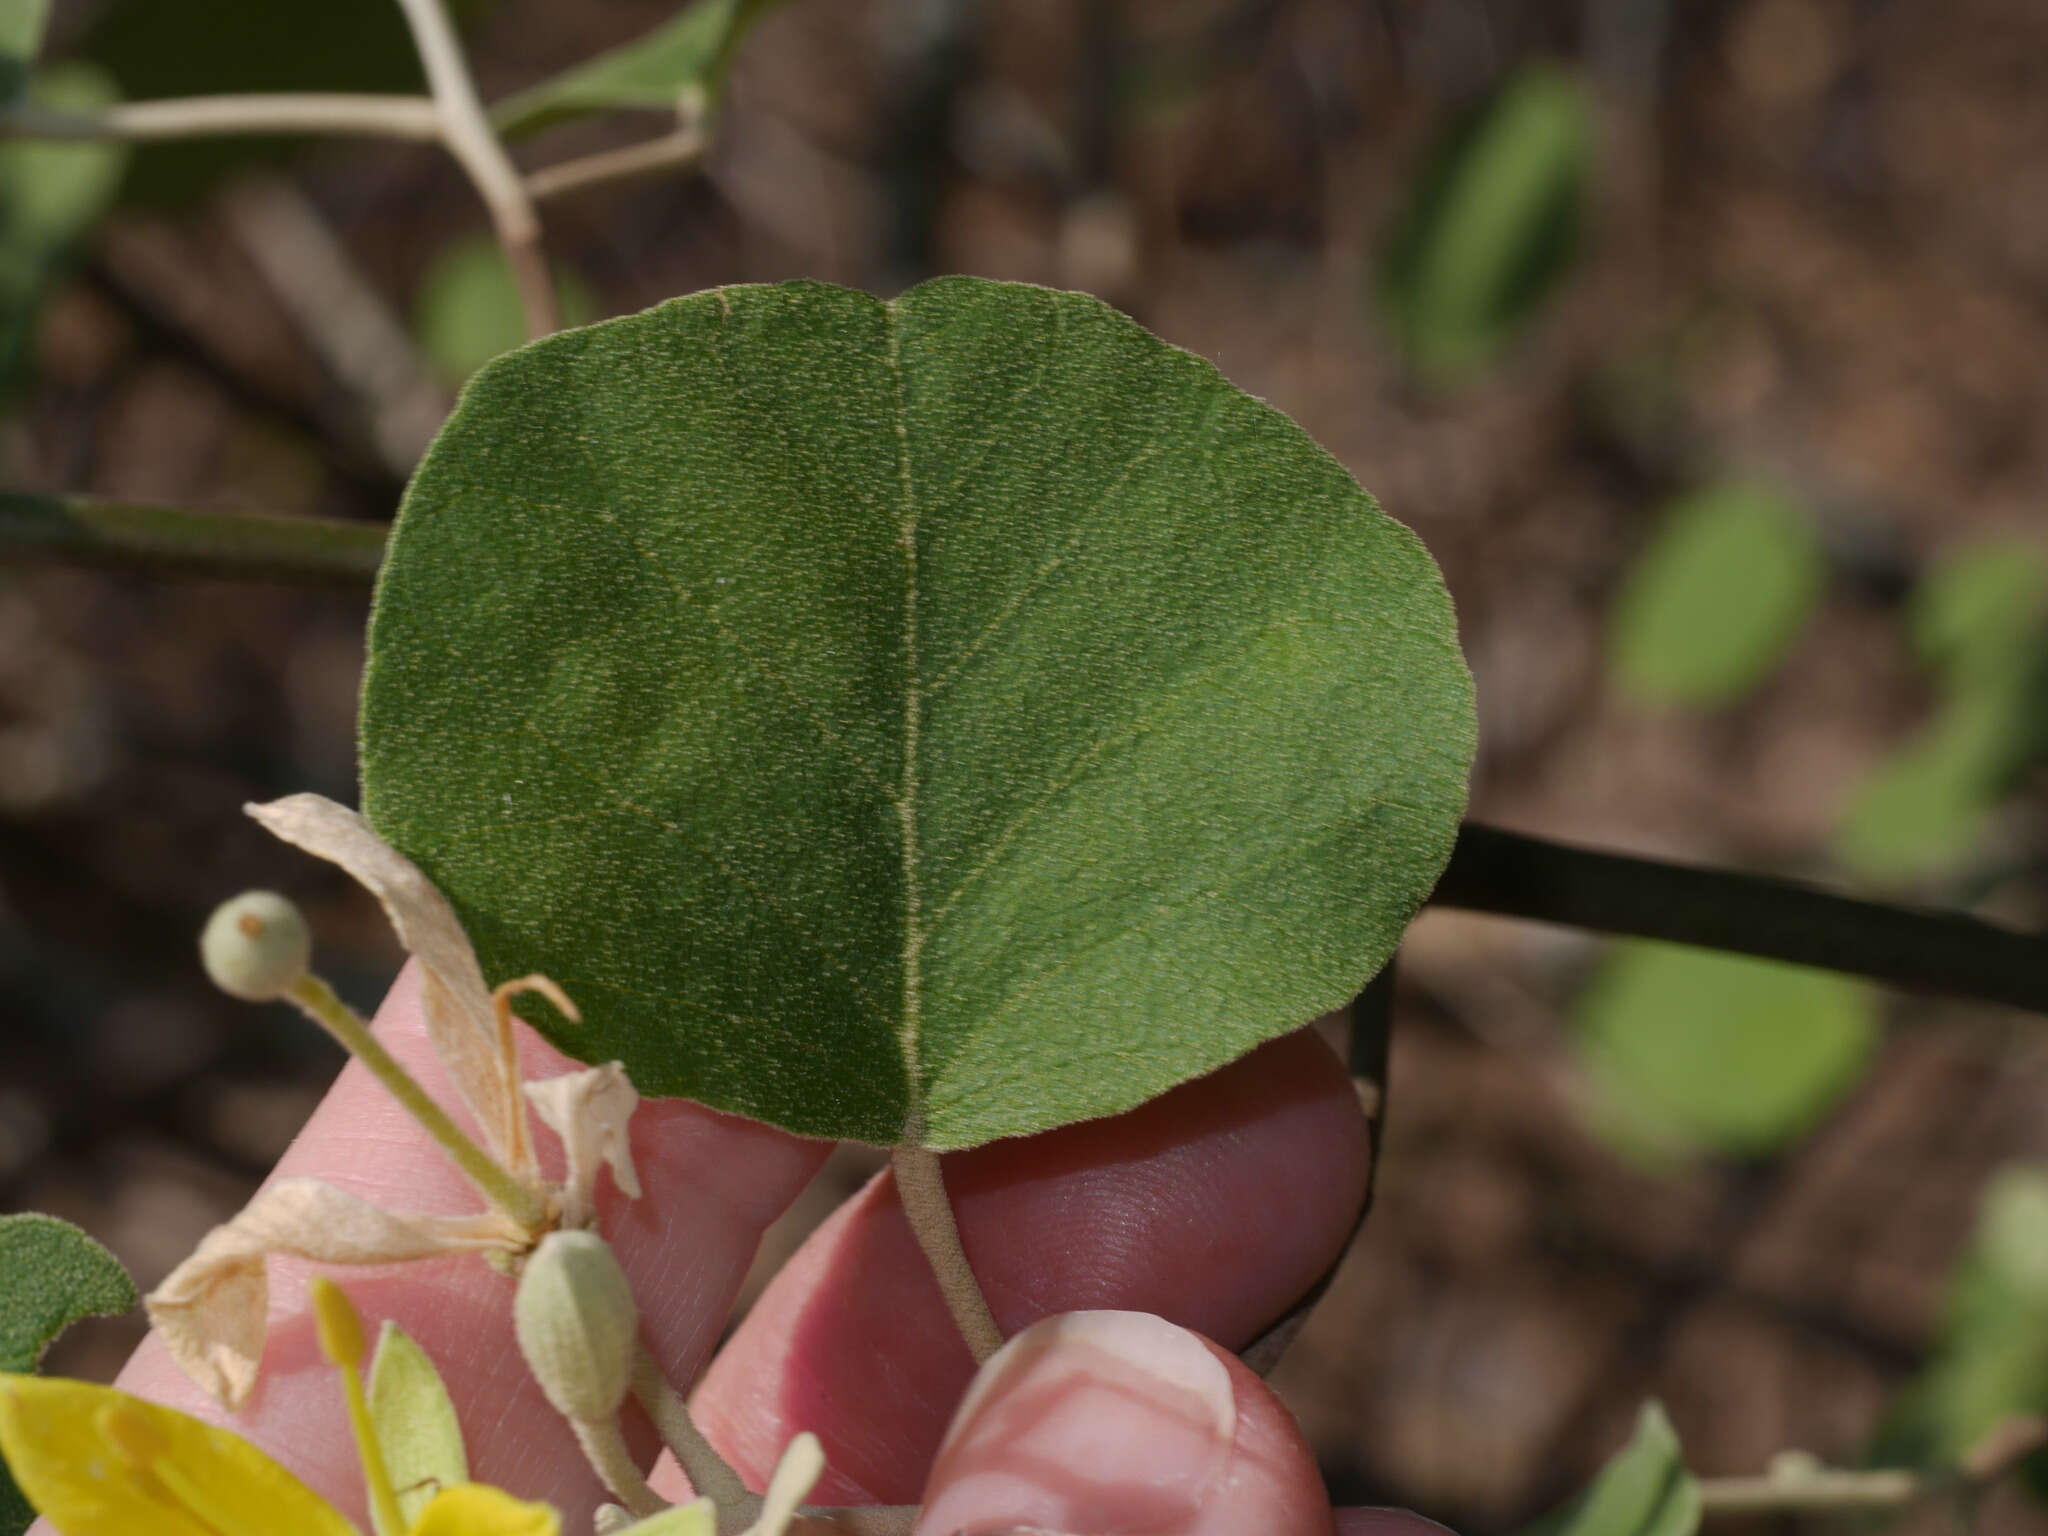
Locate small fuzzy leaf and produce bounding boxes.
[1575,942,1876,1161]
[413,235,599,384]
[361,276,1475,1149]
[370,1322,469,1527]
[1378,64,1593,385]
[1609,483,1823,707]
[490,0,789,139]
[0,1214,136,1375]
[1520,1403,1700,1536]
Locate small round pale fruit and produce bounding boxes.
[200,890,312,1001]
[515,1229,638,1423]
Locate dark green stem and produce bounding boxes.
[0,491,387,586]
[7,487,2041,1016]
[1432,823,2048,1014]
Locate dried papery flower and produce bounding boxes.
[147,1180,526,1408]
[525,1062,641,1230]
[153,793,647,1410]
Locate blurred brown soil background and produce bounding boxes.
[4,1,2047,1531]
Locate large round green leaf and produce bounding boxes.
[361,277,1474,1148]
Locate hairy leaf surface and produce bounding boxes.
[362,277,1473,1147]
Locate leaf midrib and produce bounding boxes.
[886,298,925,1138]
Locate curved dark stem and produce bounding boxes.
[1432,823,2048,1014]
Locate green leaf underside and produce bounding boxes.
[489,0,783,139]
[1609,482,1822,707]
[1521,1403,1700,1536]
[1575,941,1876,1160]
[362,277,1473,1149]
[0,1214,137,1375]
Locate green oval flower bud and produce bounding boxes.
[200,890,311,1001]
[514,1230,638,1423]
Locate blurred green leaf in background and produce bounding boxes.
[1518,1402,1700,1536]
[1377,63,1594,388]
[1608,482,1824,708]
[1837,539,2048,885]
[490,0,788,139]
[1882,1167,2048,1496]
[413,234,599,384]
[0,0,49,103]
[0,62,128,381]
[1575,942,1877,1162]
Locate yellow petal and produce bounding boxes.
[0,1373,358,1536]
[408,1482,560,1536]
[145,1177,525,1407]
[248,794,523,1168]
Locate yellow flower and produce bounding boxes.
[0,1281,560,1536]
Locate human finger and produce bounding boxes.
[104,963,833,1521]
[696,1026,1370,1505]
[912,1310,1333,1536]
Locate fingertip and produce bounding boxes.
[913,1311,1331,1536]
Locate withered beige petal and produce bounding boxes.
[525,1063,641,1229]
[247,793,521,1165]
[145,1177,526,1408]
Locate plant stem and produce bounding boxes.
[630,1346,758,1522]
[285,974,551,1234]
[1,94,443,142]
[1,98,710,207]
[1696,1418,2047,1518]
[570,1414,666,1519]
[390,0,559,338]
[1698,1468,1922,1515]
[0,491,388,585]
[1430,823,2048,1013]
[526,124,709,202]
[222,178,449,475]
[790,1509,918,1536]
[892,1146,1003,1364]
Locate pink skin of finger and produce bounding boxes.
[39,964,1428,1536]
[910,1311,1459,1536]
